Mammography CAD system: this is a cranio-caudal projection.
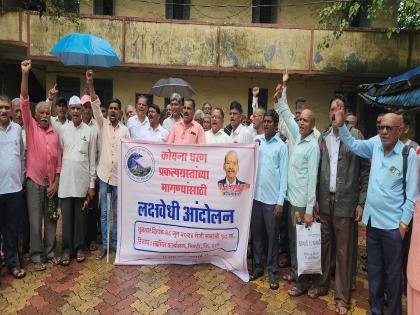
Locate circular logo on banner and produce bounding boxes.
[124,146,155,183]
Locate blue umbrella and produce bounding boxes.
[50,33,121,68]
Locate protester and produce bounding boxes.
[125,104,135,121]
[251,86,260,112]
[194,109,204,127]
[248,107,265,139]
[100,106,108,119]
[20,60,62,271]
[399,111,419,149]
[0,94,26,279]
[310,97,369,314]
[167,98,205,144]
[249,109,288,290]
[336,110,419,315]
[165,103,172,119]
[202,114,211,132]
[407,198,420,314]
[229,101,253,143]
[143,103,169,143]
[127,95,149,140]
[47,84,69,133]
[202,101,212,115]
[275,72,320,296]
[87,69,130,260]
[205,108,231,144]
[163,93,183,131]
[58,96,96,266]
[345,114,358,129]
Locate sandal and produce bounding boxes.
[308,286,328,299]
[48,256,62,265]
[288,286,307,297]
[76,250,85,263]
[61,255,70,266]
[335,305,348,314]
[10,267,26,279]
[282,272,296,282]
[33,262,46,271]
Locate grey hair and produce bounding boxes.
[224,150,239,164]
[11,98,20,107]
[35,101,51,112]
[194,109,204,120]
[203,113,211,120]
[170,92,182,103]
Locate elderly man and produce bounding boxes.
[229,101,253,143]
[202,114,211,132]
[205,108,230,144]
[202,101,212,115]
[308,97,370,314]
[163,93,183,131]
[58,96,96,266]
[143,104,168,143]
[249,110,288,290]
[248,107,265,139]
[125,104,135,121]
[275,73,320,297]
[0,94,26,279]
[127,95,149,140]
[167,98,205,144]
[21,60,62,271]
[345,114,358,129]
[336,110,418,315]
[87,70,130,260]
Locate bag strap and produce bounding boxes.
[402,145,411,202]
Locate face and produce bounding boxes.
[108,102,120,124]
[223,153,239,182]
[329,98,345,125]
[12,103,23,126]
[171,100,181,117]
[148,107,160,126]
[211,109,224,133]
[136,97,148,117]
[69,106,82,125]
[378,114,402,148]
[203,117,211,131]
[253,110,264,128]
[298,109,314,138]
[166,104,172,117]
[183,101,194,124]
[35,104,51,130]
[345,115,357,128]
[125,105,135,118]
[295,103,306,121]
[203,103,212,115]
[0,100,12,127]
[82,102,93,122]
[229,108,241,129]
[101,106,107,118]
[263,115,276,138]
[55,102,67,119]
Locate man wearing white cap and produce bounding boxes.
[58,95,96,266]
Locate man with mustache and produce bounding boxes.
[20,60,62,271]
[86,69,130,260]
[46,84,69,133]
[167,98,205,144]
[228,101,253,144]
[143,103,168,143]
[163,93,183,131]
[205,108,230,144]
[127,95,149,140]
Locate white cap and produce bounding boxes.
[68,96,82,108]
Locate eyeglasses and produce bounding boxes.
[211,115,222,120]
[377,125,400,132]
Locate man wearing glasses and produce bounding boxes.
[336,110,419,315]
[205,108,230,144]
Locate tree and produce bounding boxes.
[21,0,89,22]
[317,0,420,48]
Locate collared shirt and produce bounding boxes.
[0,121,24,194]
[50,116,70,133]
[326,131,340,193]
[21,96,62,187]
[167,120,206,144]
[127,115,150,140]
[92,98,130,186]
[205,129,231,144]
[230,123,253,144]
[58,122,96,198]
[277,97,320,214]
[143,124,169,143]
[339,125,419,229]
[162,115,182,131]
[86,118,101,165]
[254,134,288,205]
[248,124,258,139]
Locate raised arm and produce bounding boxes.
[20,60,33,129]
[87,70,103,128]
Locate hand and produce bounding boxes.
[273,204,283,217]
[399,226,407,240]
[252,86,260,97]
[88,188,95,199]
[48,84,58,101]
[335,109,345,127]
[86,69,94,82]
[273,84,283,102]
[47,181,58,199]
[282,69,289,85]
[355,205,363,222]
[313,202,319,219]
[21,60,31,74]
[304,213,313,227]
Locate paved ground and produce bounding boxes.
[0,225,405,314]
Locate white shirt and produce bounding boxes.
[326,131,340,193]
[50,116,70,134]
[86,118,101,165]
[162,115,181,131]
[248,124,257,139]
[143,124,169,143]
[58,122,96,198]
[230,123,253,144]
[205,129,231,144]
[127,115,150,140]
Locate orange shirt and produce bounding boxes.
[167,120,206,145]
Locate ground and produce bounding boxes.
[0,226,406,314]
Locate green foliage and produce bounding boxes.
[22,0,90,23]
[317,0,420,49]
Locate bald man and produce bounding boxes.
[336,111,418,315]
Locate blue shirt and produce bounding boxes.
[254,134,288,205]
[339,125,419,229]
[0,121,24,194]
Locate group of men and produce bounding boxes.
[0,60,418,315]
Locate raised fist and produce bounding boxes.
[21,60,31,73]
[252,86,259,97]
[86,69,94,82]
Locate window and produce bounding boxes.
[252,0,277,24]
[94,79,113,104]
[64,0,80,14]
[248,87,268,115]
[166,0,190,20]
[135,93,154,106]
[94,0,114,15]
[57,76,80,101]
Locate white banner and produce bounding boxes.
[115,140,257,282]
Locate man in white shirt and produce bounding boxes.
[229,101,253,144]
[46,85,69,133]
[127,95,150,140]
[143,104,168,143]
[205,108,230,144]
[248,107,265,139]
[58,96,96,266]
[202,101,212,115]
[163,93,183,131]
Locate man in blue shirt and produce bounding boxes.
[336,110,418,315]
[249,109,288,290]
